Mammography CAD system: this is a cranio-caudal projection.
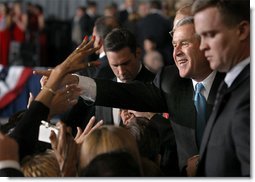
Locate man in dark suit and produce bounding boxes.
[192,0,250,176]
[94,28,155,125]
[69,16,225,176]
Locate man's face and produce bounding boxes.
[106,47,140,83]
[194,7,241,72]
[172,23,210,81]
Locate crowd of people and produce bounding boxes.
[0,0,181,68]
[0,1,46,66]
[0,0,250,178]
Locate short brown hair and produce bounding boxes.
[192,0,250,27]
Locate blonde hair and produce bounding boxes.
[79,125,141,171]
[21,150,61,177]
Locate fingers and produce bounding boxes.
[80,37,95,52]
[74,127,82,141]
[27,92,34,108]
[74,35,94,54]
[74,36,88,52]
[33,69,52,77]
[40,76,48,87]
[83,116,96,135]
[83,46,101,58]
[58,123,67,148]
[65,84,81,105]
[75,36,101,57]
[50,130,58,150]
[74,117,103,144]
[89,120,103,134]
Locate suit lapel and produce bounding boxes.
[206,72,225,120]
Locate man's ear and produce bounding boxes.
[135,47,142,58]
[238,21,250,41]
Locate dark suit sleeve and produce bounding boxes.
[0,168,24,177]
[94,78,168,113]
[9,101,49,160]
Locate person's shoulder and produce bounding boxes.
[159,65,190,86]
[161,65,179,76]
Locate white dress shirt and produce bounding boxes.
[192,71,217,100]
[224,57,250,88]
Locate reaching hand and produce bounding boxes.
[120,109,135,125]
[33,35,101,92]
[55,36,101,75]
[48,84,82,119]
[50,122,78,176]
[74,116,103,144]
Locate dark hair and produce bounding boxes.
[150,0,162,10]
[87,1,97,7]
[192,0,250,27]
[144,36,157,44]
[104,28,137,54]
[77,6,86,12]
[35,4,43,13]
[80,150,141,177]
[94,16,120,39]
[125,117,161,162]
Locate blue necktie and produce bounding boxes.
[194,83,207,148]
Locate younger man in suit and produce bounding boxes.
[192,0,250,176]
[95,28,155,126]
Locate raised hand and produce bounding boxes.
[50,122,78,176]
[74,116,103,144]
[48,84,82,119]
[33,36,101,92]
[55,36,101,75]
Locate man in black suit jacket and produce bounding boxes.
[68,16,225,176]
[193,0,250,176]
[94,28,155,125]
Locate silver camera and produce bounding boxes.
[38,120,59,143]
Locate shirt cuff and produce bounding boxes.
[75,75,96,102]
[0,160,21,171]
